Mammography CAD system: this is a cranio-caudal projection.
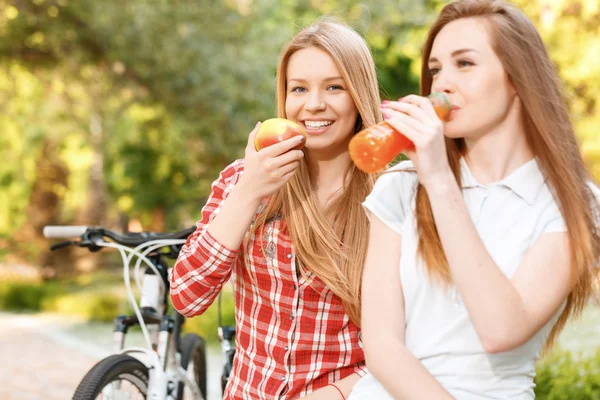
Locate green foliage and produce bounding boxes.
[535,348,600,399]
[0,278,126,321]
[0,0,438,241]
[1,0,599,262]
[0,281,65,310]
[0,276,235,342]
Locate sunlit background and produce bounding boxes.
[0,0,599,399]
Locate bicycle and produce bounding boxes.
[44,225,208,400]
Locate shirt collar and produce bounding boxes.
[459,157,546,206]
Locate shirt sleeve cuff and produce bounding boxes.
[354,364,368,377]
[197,230,240,265]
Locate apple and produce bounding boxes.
[254,118,307,151]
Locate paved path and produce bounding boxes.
[0,313,100,400]
[0,312,223,400]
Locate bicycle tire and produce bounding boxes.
[177,333,208,400]
[73,354,149,399]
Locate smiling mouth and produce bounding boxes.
[302,120,334,130]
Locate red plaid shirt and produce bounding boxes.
[170,159,366,400]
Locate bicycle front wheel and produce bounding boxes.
[73,354,149,399]
[177,333,207,400]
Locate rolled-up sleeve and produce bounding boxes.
[170,159,244,317]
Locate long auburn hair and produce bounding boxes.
[247,19,382,325]
[415,0,600,349]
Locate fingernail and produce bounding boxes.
[298,135,305,141]
[382,110,392,120]
[398,97,404,101]
[382,100,390,104]
[255,121,261,128]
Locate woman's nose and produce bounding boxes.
[304,93,326,112]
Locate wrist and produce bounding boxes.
[231,180,264,207]
[422,169,457,195]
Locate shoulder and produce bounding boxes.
[363,160,419,233]
[588,180,600,202]
[587,180,600,226]
[371,160,419,197]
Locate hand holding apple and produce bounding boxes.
[254,118,307,151]
[237,120,306,201]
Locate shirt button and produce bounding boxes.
[287,253,292,259]
[284,346,289,351]
[281,376,286,381]
[290,314,294,320]
[293,285,297,290]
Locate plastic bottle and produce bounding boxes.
[349,93,451,173]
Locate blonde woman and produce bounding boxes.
[352,0,600,399]
[171,19,382,400]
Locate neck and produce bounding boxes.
[306,150,351,207]
[463,104,534,185]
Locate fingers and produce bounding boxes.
[280,164,301,183]
[260,150,303,179]
[273,148,304,167]
[381,110,423,147]
[381,97,438,124]
[260,134,306,157]
[279,160,301,176]
[246,121,262,153]
[381,101,429,123]
[401,95,438,120]
[383,108,425,135]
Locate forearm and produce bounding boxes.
[366,341,454,400]
[426,175,529,348]
[171,175,262,317]
[206,180,263,250]
[301,373,361,399]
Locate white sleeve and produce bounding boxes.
[588,181,600,228]
[362,161,419,235]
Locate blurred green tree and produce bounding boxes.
[0,0,597,274]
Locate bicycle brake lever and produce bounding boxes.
[78,239,104,252]
[50,241,77,251]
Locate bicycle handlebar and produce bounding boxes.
[43,225,89,239]
[44,225,196,247]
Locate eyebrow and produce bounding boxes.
[428,48,479,63]
[288,76,344,83]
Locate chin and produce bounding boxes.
[306,137,349,155]
[444,127,463,140]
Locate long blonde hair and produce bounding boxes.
[248,19,382,325]
[416,0,600,349]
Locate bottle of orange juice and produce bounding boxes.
[349,93,451,173]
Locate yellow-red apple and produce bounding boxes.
[254,118,307,151]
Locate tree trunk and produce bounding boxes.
[12,140,74,279]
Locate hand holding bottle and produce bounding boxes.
[349,93,451,173]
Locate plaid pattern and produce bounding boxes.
[170,159,366,400]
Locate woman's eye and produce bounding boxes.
[458,60,474,68]
[290,86,306,93]
[327,85,344,91]
[428,67,440,77]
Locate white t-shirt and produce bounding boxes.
[350,158,579,400]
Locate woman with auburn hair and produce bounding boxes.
[170,19,382,399]
[351,0,600,399]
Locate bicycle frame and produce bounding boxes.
[87,239,203,400]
